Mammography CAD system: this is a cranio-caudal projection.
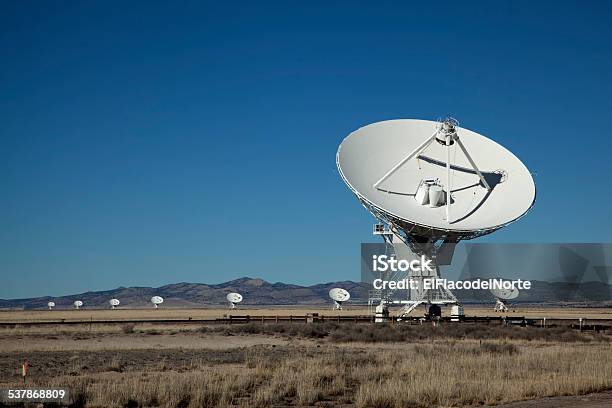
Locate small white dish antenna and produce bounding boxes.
[490,284,519,312]
[73,300,83,309]
[329,288,350,310]
[226,292,243,309]
[47,301,55,310]
[151,296,164,308]
[109,298,120,309]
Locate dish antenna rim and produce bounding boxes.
[336,118,536,239]
[226,292,243,303]
[151,296,164,305]
[490,285,520,300]
[329,288,351,302]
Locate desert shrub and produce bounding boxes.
[198,321,609,345]
[105,356,124,372]
[120,323,135,334]
[480,341,518,355]
[209,322,339,339]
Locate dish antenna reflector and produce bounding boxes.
[73,300,83,309]
[226,292,243,309]
[109,298,120,309]
[490,284,519,313]
[151,296,164,308]
[47,301,55,310]
[329,288,350,310]
[337,118,535,317]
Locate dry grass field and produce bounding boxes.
[1,304,611,323]
[0,307,353,323]
[462,305,612,320]
[1,316,612,407]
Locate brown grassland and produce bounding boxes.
[1,305,612,323]
[1,314,612,408]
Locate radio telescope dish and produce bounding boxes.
[151,296,164,308]
[337,118,536,317]
[226,292,243,309]
[329,288,350,310]
[73,300,83,309]
[109,298,120,309]
[491,286,520,300]
[47,301,55,310]
[491,284,519,313]
[337,119,535,236]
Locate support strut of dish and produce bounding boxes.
[372,118,492,224]
[367,118,497,316]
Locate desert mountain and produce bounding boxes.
[0,277,369,309]
[1,278,610,309]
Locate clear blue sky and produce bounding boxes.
[1,1,611,298]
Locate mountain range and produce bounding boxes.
[1,277,611,309]
[0,277,368,309]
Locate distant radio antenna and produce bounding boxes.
[226,293,243,309]
[47,301,55,310]
[73,300,83,310]
[151,296,164,308]
[329,288,350,310]
[109,298,120,309]
[490,284,519,313]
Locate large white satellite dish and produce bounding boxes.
[338,119,535,235]
[226,292,243,309]
[151,296,164,308]
[329,288,350,310]
[491,284,519,313]
[337,118,536,317]
[47,301,55,310]
[73,300,83,309]
[109,298,120,309]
